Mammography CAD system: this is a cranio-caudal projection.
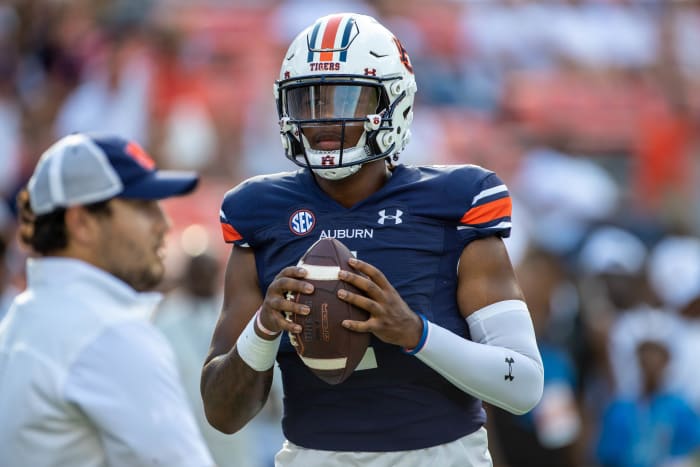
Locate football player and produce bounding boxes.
[202,13,543,467]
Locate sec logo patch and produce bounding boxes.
[289,209,316,236]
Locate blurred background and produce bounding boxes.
[1,0,700,466]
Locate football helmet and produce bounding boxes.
[275,13,417,180]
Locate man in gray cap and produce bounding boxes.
[0,133,214,466]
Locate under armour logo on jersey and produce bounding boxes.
[378,209,403,225]
[505,357,515,381]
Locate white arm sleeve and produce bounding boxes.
[415,300,544,415]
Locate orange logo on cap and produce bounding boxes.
[125,142,156,170]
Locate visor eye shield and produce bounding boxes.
[285,84,381,121]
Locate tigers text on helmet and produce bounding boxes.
[274,13,417,180]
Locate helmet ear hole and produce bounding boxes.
[381,133,394,147]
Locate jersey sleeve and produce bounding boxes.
[452,167,512,243]
[220,206,246,246]
[219,177,265,247]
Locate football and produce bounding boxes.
[286,238,370,384]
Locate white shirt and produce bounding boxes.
[156,293,275,467]
[0,257,213,467]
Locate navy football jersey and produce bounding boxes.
[220,164,512,451]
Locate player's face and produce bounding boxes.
[287,84,379,151]
[95,199,170,291]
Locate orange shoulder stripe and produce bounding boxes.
[221,222,243,242]
[460,196,512,225]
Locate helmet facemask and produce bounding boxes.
[279,80,392,180]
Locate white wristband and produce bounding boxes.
[236,312,281,372]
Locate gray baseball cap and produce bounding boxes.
[28,133,198,215]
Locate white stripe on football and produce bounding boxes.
[297,262,341,281]
[300,356,348,370]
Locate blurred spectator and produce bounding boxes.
[577,225,666,408]
[574,225,657,461]
[490,246,582,467]
[648,236,700,413]
[597,337,700,467]
[155,251,283,467]
[0,233,16,322]
[54,24,153,143]
[608,308,682,399]
[271,0,376,44]
[514,148,620,256]
[647,236,700,314]
[578,226,649,284]
[0,1,22,200]
[0,198,17,322]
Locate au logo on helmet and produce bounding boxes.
[393,37,413,74]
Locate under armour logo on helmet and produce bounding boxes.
[364,68,377,76]
[321,155,335,166]
[378,208,403,225]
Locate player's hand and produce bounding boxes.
[337,257,423,349]
[259,266,312,335]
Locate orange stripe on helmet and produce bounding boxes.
[319,15,343,62]
[460,196,512,225]
[221,222,242,242]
